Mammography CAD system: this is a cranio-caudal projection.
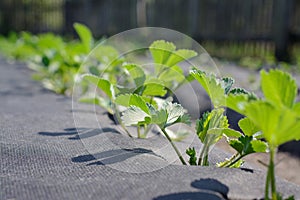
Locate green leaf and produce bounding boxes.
[158,65,185,88]
[164,102,186,126]
[226,93,252,115]
[122,106,150,126]
[151,109,167,128]
[261,69,297,108]
[196,109,228,143]
[124,63,146,87]
[165,49,197,67]
[134,83,167,97]
[149,40,176,64]
[115,94,150,115]
[251,140,268,153]
[175,113,191,126]
[222,128,242,138]
[190,68,225,107]
[293,102,300,114]
[229,139,244,155]
[238,117,260,136]
[196,112,210,143]
[129,94,150,114]
[244,101,300,146]
[73,23,93,53]
[186,147,197,165]
[92,45,121,66]
[115,94,131,106]
[82,74,115,100]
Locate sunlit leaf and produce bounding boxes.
[149,40,176,64]
[124,63,146,87]
[165,49,197,67]
[261,69,297,108]
[82,74,115,99]
[238,117,260,136]
[122,106,150,126]
[73,23,93,53]
[190,68,225,107]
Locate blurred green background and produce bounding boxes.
[1,0,300,68]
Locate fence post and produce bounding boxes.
[272,0,293,61]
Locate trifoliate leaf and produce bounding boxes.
[186,147,197,165]
[261,69,297,108]
[190,68,225,107]
[74,23,93,53]
[122,106,150,126]
[124,63,146,87]
[238,117,260,136]
[165,49,197,67]
[149,40,176,65]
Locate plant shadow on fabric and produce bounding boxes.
[71,148,163,166]
[38,127,119,140]
[153,178,229,200]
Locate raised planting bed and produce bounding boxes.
[1,55,300,200]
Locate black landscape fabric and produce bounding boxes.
[1,57,300,200]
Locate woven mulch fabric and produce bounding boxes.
[1,57,300,200]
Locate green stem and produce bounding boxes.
[265,163,271,200]
[218,153,240,168]
[225,154,243,168]
[198,143,209,166]
[265,147,277,200]
[270,147,277,200]
[161,128,187,165]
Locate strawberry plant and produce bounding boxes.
[226,69,300,200]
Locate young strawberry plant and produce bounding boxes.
[226,69,300,200]
[186,68,241,166]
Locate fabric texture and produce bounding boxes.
[1,57,300,200]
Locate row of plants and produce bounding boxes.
[0,24,299,200]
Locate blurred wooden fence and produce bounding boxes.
[0,0,299,61]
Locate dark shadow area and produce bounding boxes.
[69,128,119,140]
[240,168,254,173]
[38,127,119,140]
[153,178,228,200]
[153,192,223,200]
[279,140,300,158]
[225,108,244,131]
[72,148,163,166]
